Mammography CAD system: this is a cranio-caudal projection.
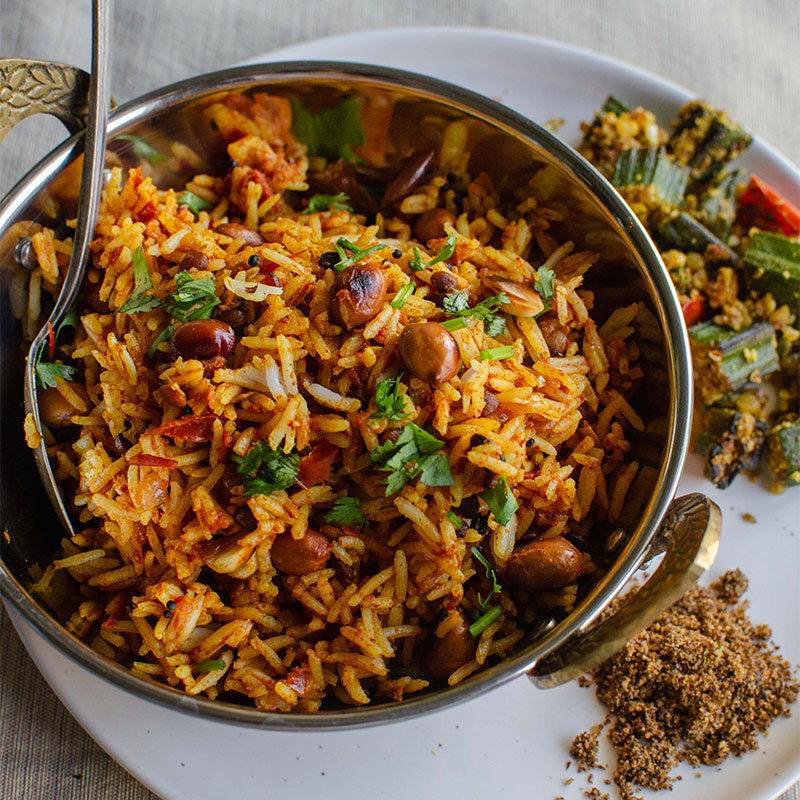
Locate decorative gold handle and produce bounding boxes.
[0,59,93,142]
[529,493,721,688]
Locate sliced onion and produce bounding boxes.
[224,272,282,302]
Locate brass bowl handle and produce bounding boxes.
[530,493,721,688]
[0,58,117,142]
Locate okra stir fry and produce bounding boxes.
[579,98,799,491]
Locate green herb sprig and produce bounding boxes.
[325,496,367,527]
[371,374,409,423]
[534,266,556,312]
[390,282,415,310]
[479,477,518,527]
[302,193,353,214]
[237,441,300,497]
[177,191,213,217]
[440,291,509,336]
[370,423,453,496]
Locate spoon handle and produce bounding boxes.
[23,0,112,536]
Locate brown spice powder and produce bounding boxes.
[574,569,798,800]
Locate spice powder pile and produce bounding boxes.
[572,569,799,800]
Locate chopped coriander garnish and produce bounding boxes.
[290,97,365,163]
[177,191,213,217]
[119,247,161,314]
[193,659,226,672]
[115,133,166,164]
[370,423,453,496]
[301,192,353,214]
[390,282,415,310]
[35,361,76,389]
[468,605,502,637]
[325,496,367,527]
[442,290,469,314]
[479,345,514,361]
[479,477,518,526]
[441,291,509,336]
[371,374,408,423]
[445,510,462,527]
[408,233,457,272]
[470,545,502,610]
[331,238,386,272]
[162,271,220,322]
[534,266,556,312]
[237,441,300,497]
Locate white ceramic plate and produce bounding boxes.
[9,27,800,800]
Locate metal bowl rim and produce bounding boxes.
[0,60,692,730]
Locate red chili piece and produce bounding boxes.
[297,442,339,486]
[153,413,218,443]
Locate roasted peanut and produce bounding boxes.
[505,536,583,593]
[414,208,457,243]
[270,530,331,575]
[180,249,209,272]
[171,319,235,361]
[38,383,90,428]
[381,149,436,207]
[330,263,388,329]
[399,321,460,383]
[425,613,476,681]
[214,222,265,247]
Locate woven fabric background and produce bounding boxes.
[1,1,798,798]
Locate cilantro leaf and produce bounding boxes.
[372,375,408,423]
[370,423,452,495]
[115,134,166,164]
[162,271,220,322]
[302,193,353,214]
[119,248,161,314]
[35,361,76,389]
[441,290,509,337]
[479,477,518,527]
[290,98,365,163]
[237,441,300,497]
[442,290,469,314]
[325,497,367,527]
[177,191,213,217]
[331,238,386,272]
[483,313,507,338]
[419,452,454,487]
[534,266,556,307]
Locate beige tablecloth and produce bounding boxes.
[1,1,798,798]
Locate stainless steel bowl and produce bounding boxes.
[0,61,719,729]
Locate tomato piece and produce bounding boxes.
[737,175,800,236]
[681,294,707,327]
[137,201,158,223]
[153,413,218,443]
[129,454,178,468]
[297,442,339,486]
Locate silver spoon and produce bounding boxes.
[23,0,112,537]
